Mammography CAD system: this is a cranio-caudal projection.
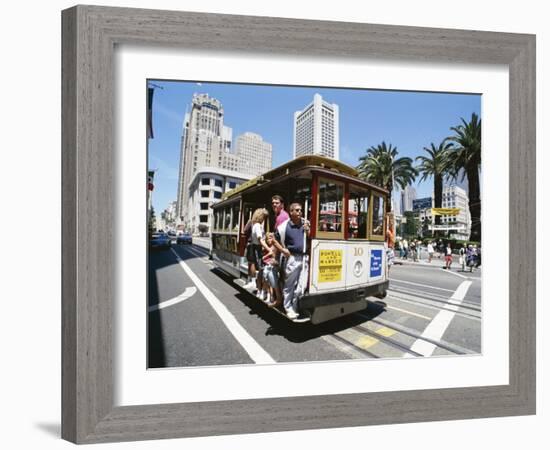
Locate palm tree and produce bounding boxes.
[357,141,418,213]
[416,140,454,233]
[447,113,482,241]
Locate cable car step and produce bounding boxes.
[233,278,311,323]
[233,278,258,294]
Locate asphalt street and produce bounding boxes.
[148,240,482,368]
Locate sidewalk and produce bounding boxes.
[396,254,459,266]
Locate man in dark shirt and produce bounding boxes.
[274,202,310,320]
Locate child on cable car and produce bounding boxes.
[259,232,282,307]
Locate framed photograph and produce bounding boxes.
[62,5,535,444]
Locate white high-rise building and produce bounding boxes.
[392,190,402,216]
[235,132,273,176]
[176,94,233,221]
[400,185,417,213]
[439,185,471,239]
[414,185,471,240]
[294,94,339,160]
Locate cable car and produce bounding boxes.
[211,155,389,324]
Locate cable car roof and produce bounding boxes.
[221,155,360,201]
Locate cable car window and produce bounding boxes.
[224,206,231,231]
[212,210,217,231]
[318,179,344,233]
[231,202,240,232]
[371,194,385,237]
[348,186,369,239]
[241,204,255,233]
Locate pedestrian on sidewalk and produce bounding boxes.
[410,240,417,262]
[475,245,481,268]
[466,244,476,272]
[444,242,453,270]
[458,243,467,272]
[427,241,434,263]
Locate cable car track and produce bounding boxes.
[389,287,482,312]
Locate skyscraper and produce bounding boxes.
[235,132,273,176]
[400,185,417,213]
[176,94,232,220]
[293,93,339,160]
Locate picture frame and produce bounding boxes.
[61,5,535,444]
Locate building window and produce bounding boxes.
[201,178,210,185]
[200,202,209,210]
[199,215,208,223]
[214,179,223,188]
[213,191,222,199]
[200,190,209,198]
[228,181,237,189]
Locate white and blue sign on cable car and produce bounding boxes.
[370,249,383,277]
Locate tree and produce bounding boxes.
[148,207,156,236]
[403,211,419,238]
[447,113,482,241]
[357,141,418,213]
[198,224,209,236]
[416,140,453,233]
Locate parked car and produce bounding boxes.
[177,232,193,245]
[150,232,171,250]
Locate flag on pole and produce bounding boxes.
[147,87,155,139]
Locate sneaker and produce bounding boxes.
[257,291,266,301]
[242,280,257,290]
[293,312,312,323]
[286,309,299,320]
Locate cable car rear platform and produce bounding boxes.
[233,278,389,324]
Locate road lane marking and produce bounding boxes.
[181,245,209,260]
[387,290,481,321]
[170,248,275,364]
[408,280,473,357]
[440,268,470,279]
[384,305,431,320]
[148,287,197,312]
[389,277,454,292]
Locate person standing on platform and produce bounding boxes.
[274,202,310,320]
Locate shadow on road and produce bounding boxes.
[211,267,386,344]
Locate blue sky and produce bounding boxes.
[147,80,480,214]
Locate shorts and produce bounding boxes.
[445,255,452,263]
[246,244,263,268]
[245,243,255,263]
[253,245,263,269]
[263,264,279,288]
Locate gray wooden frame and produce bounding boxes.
[62,5,536,444]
